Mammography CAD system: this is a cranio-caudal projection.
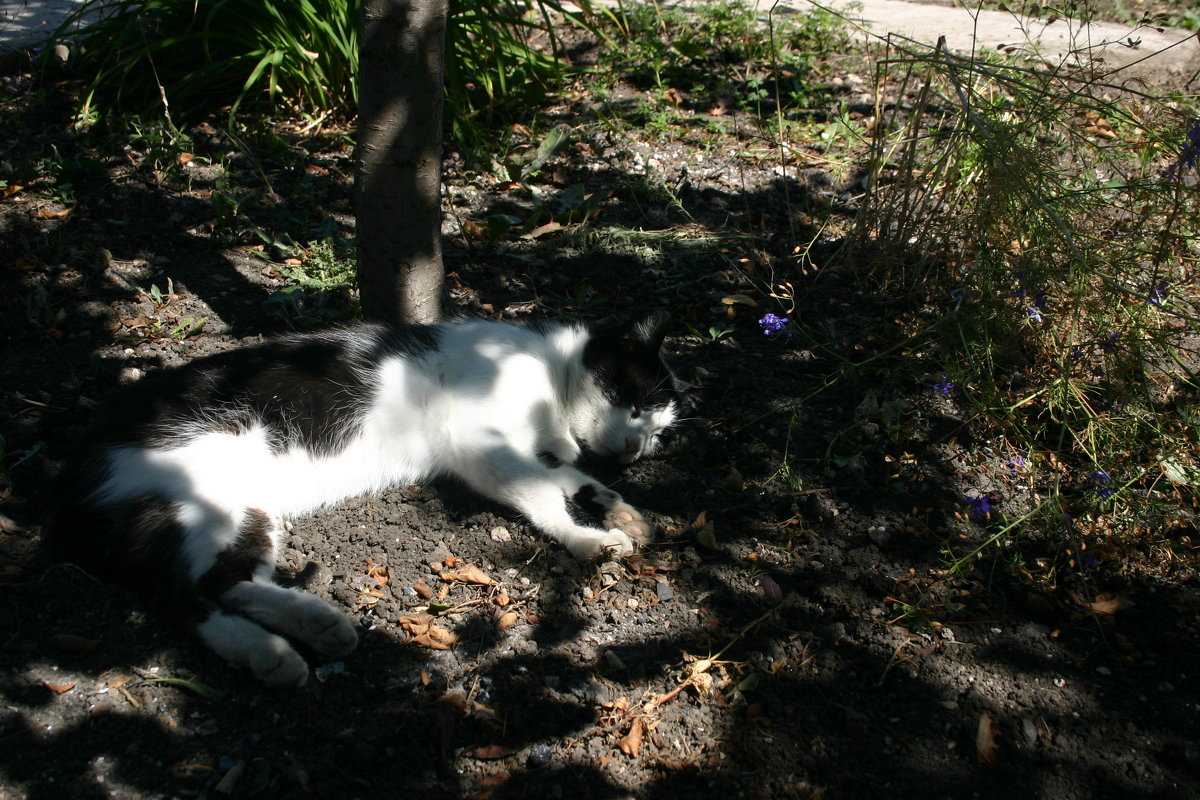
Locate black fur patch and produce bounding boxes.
[583,311,688,413]
[195,509,274,601]
[571,484,607,518]
[77,323,441,458]
[537,450,563,469]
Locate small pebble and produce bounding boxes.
[527,744,553,767]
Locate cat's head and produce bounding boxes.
[581,310,692,464]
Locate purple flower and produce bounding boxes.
[1033,289,1048,309]
[934,375,954,395]
[758,313,788,336]
[1149,281,1169,305]
[966,495,994,517]
[1006,456,1028,473]
[1089,470,1115,499]
[1102,331,1120,352]
[1163,118,1200,181]
[1026,306,1043,323]
[1069,346,1083,362]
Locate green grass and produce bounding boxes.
[51,0,600,148]
[826,18,1200,580]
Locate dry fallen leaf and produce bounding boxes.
[400,613,457,650]
[43,680,77,695]
[412,579,433,599]
[618,716,646,758]
[35,206,72,220]
[497,611,519,631]
[1087,592,1134,616]
[365,560,391,586]
[440,564,497,586]
[2,184,24,199]
[976,712,999,764]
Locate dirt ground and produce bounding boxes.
[3,16,1200,800]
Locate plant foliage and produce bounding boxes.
[53,0,597,144]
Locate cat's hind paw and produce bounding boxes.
[307,614,358,657]
[604,502,653,543]
[249,638,311,689]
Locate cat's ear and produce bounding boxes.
[622,310,670,352]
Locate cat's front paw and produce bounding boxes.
[567,529,635,559]
[604,502,653,543]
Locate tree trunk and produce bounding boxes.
[356,0,447,324]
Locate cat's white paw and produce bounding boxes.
[293,601,358,656]
[310,615,358,657]
[604,502,653,543]
[568,529,635,559]
[250,639,310,688]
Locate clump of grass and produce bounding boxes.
[842,22,1200,568]
[595,0,853,121]
[51,0,599,146]
[263,238,359,328]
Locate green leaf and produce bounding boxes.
[141,676,227,701]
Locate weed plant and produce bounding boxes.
[596,0,853,122]
[50,0,598,146]
[836,12,1200,571]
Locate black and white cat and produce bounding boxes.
[47,311,688,687]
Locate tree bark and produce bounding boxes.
[356,0,447,324]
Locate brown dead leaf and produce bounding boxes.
[494,593,512,607]
[472,745,514,761]
[441,563,496,586]
[2,184,23,199]
[177,152,195,165]
[356,587,384,607]
[35,206,72,220]
[497,611,519,631]
[618,716,646,758]
[401,613,457,649]
[106,674,134,690]
[527,221,564,239]
[14,256,39,271]
[1086,592,1134,616]
[43,680,77,695]
[413,579,433,599]
[976,713,999,764]
[365,560,391,586]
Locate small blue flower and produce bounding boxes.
[1163,118,1200,181]
[950,288,967,305]
[1006,456,1028,473]
[1033,289,1048,309]
[966,495,994,517]
[1026,306,1043,323]
[934,375,954,395]
[1089,470,1115,499]
[758,313,788,336]
[1102,331,1120,352]
[1069,346,1083,362]
[1149,281,1169,306]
